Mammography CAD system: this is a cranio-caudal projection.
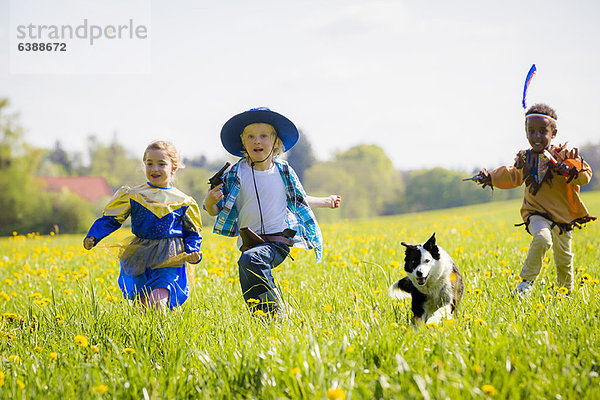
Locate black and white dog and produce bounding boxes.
[389,233,464,324]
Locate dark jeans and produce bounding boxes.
[237,242,289,313]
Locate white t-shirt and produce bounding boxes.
[236,161,287,247]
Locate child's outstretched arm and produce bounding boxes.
[83,186,131,250]
[306,195,341,209]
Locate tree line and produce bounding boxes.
[2,98,599,235]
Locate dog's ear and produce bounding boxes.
[423,233,440,260]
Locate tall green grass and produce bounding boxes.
[1,193,599,399]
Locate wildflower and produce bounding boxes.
[592,279,600,285]
[33,346,42,352]
[484,270,492,278]
[581,273,591,283]
[482,384,497,395]
[49,352,58,360]
[557,287,569,295]
[327,387,346,400]
[29,292,42,299]
[426,322,439,328]
[123,348,135,355]
[0,292,9,301]
[91,345,100,353]
[324,304,333,312]
[74,334,88,348]
[536,303,545,311]
[291,367,301,375]
[347,346,355,353]
[16,379,25,389]
[253,309,268,318]
[9,355,21,363]
[93,384,108,394]
[0,370,4,387]
[475,318,485,326]
[246,298,260,304]
[474,365,482,374]
[473,288,482,296]
[389,260,400,268]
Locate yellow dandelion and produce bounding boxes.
[475,318,485,326]
[93,384,109,394]
[327,387,346,400]
[123,348,135,355]
[253,309,268,317]
[291,367,301,375]
[482,384,497,395]
[29,292,42,299]
[49,352,58,360]
[557,287,569,295]
[16,379,25,389]
[389,260,400,268]
[0,370,4,387]
[592,278,599,285]
[91,345,100,353]
[581,273,591,283]
[347,346,355,353]
[33,346,42,352]
[74,334,88,348]
[474,365,482,374]
[8,355,21,363]
[536,303,545,311]
[426,322,439,328]
[473,288,482,296]
[324,304,333,312]
[246,298,260,304]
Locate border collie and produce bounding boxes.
[389,233,464,324]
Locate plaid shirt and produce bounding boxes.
[212,158,323,262]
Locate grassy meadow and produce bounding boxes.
[1,192,600,399]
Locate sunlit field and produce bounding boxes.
[1,193,599,399]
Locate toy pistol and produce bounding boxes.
[208,162,231,189]
[462,175,480,182]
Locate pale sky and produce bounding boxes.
[1,0,599,171]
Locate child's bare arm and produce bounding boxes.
[203,184,224,216]
[306,195,341,209]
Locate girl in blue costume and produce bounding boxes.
[84,141,202,310]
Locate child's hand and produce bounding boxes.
[328,195,342,209]
[204,184,224,212]
[83,236,96,250]
[476,169,492,188]
[186,251,202,264]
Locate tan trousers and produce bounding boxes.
[521,214,574,290]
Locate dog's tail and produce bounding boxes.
[388,280,412,300]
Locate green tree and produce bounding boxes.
[285,130,316,181]
[304,144,403,220]
[86,135,143,188]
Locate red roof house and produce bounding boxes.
[40,176,113,203]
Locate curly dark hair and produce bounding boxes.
[526,103,558,120]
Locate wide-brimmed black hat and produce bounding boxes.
[220,107,299,157]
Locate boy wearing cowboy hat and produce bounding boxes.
[204,107,340,316]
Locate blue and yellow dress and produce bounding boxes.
[86,182,202,308]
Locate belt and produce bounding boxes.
[260,234,294,247]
